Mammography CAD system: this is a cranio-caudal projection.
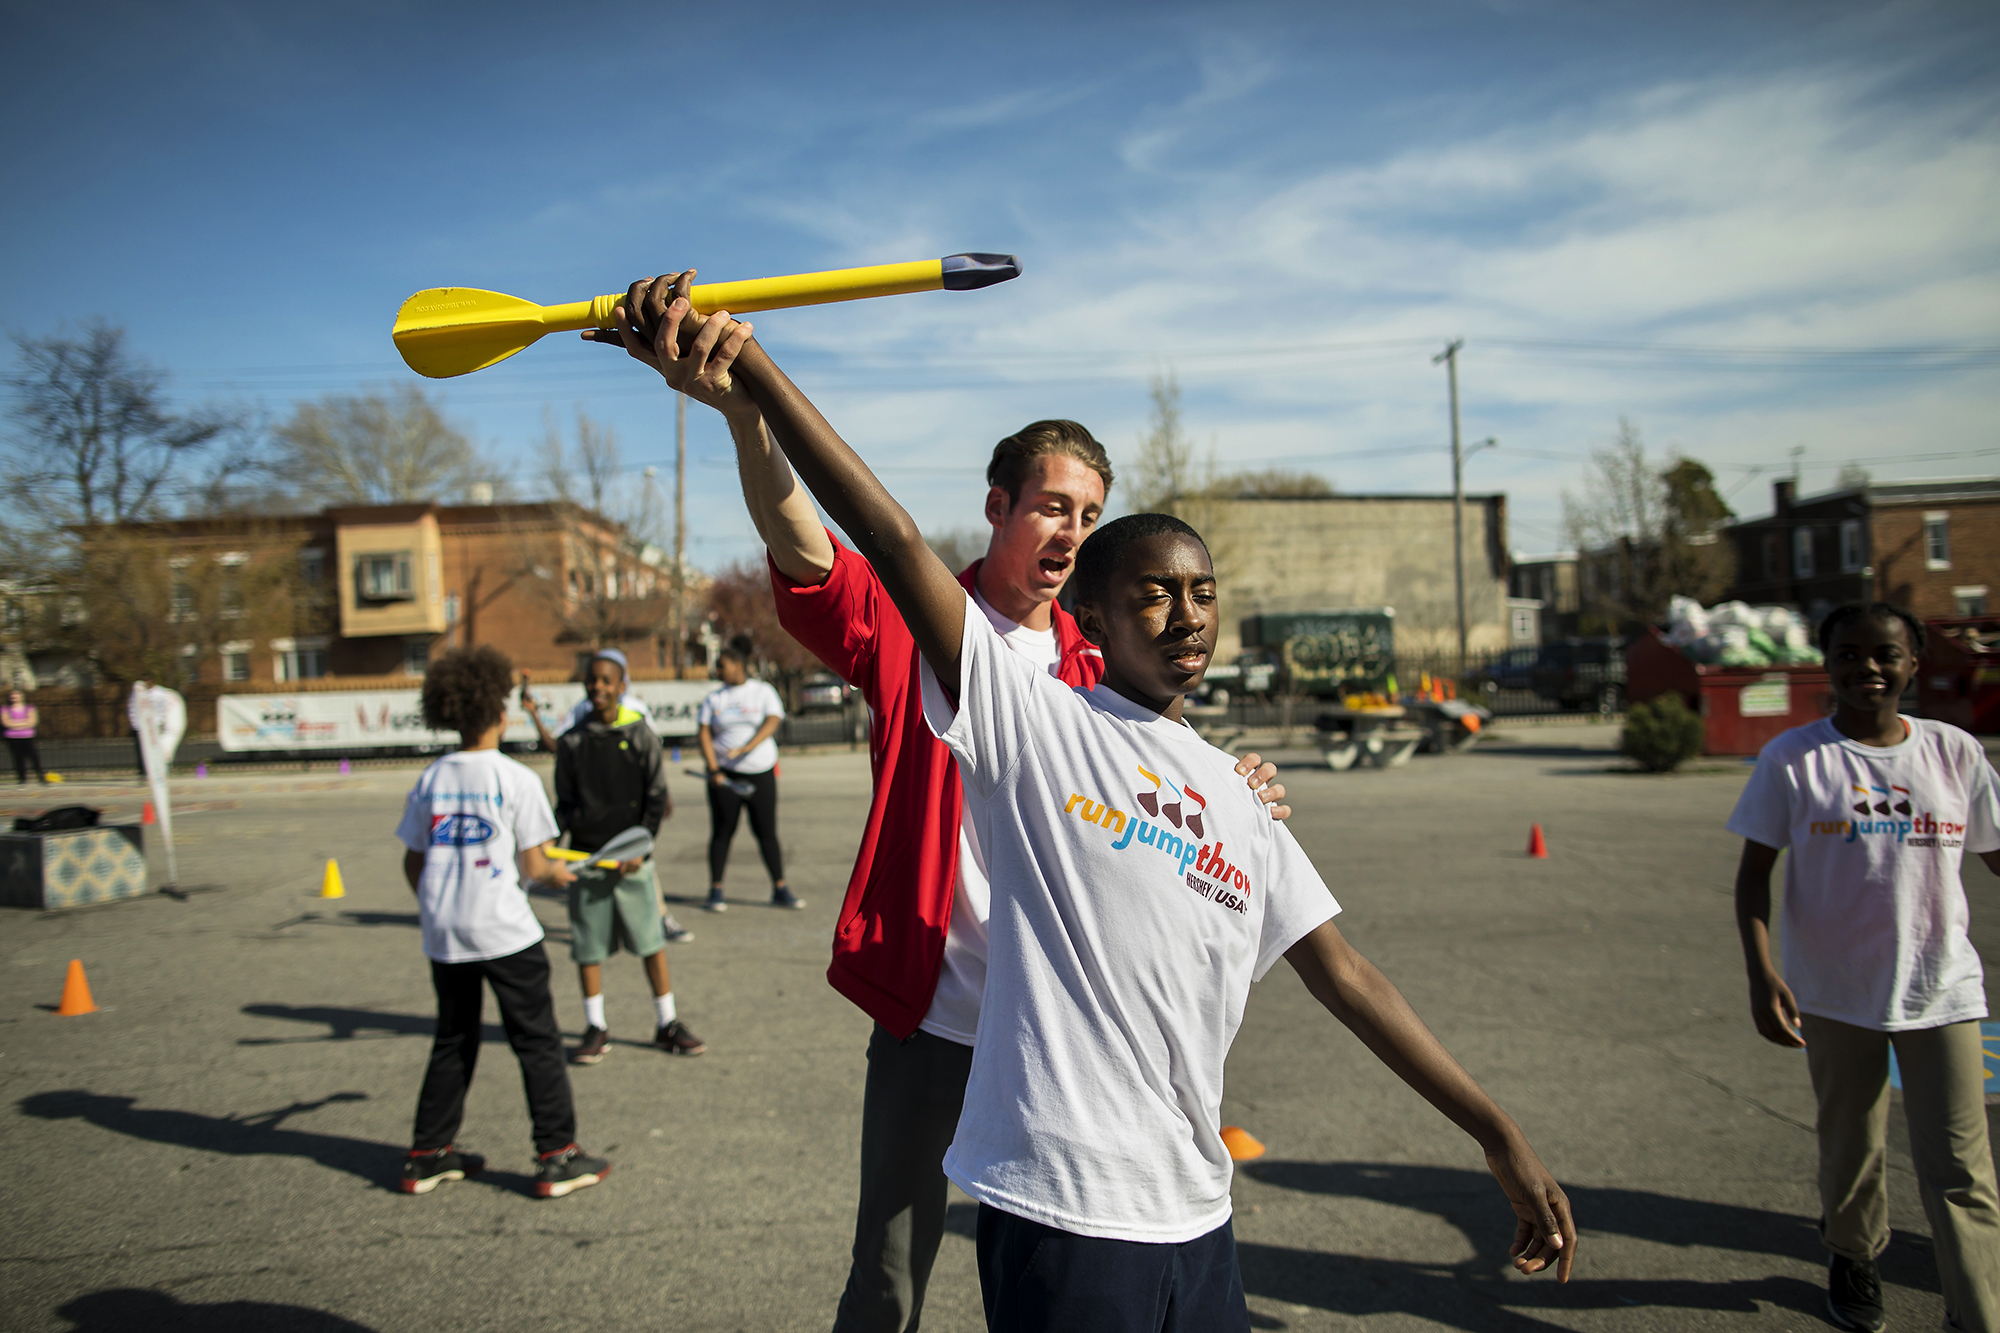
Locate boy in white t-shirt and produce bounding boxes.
[697,636,799,911]
[1729,604,2000,1332]
[394,646,611,1200]
[605,276,1576,1330]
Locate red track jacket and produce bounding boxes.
[772,533,1104,1038]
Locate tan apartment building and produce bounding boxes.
[82,501,699,685]
[1187,492,1514,659]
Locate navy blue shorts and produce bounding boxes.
[975,1204,1249,1333]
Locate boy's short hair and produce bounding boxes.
[1817,602,1926,656]
[421,646,515,735]
[1071,512,1209,608]
[717,633,753,667]
[987,420,1115,508]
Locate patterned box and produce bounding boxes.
[0,826,148,910]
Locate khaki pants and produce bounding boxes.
[1803,1014,2000,1331]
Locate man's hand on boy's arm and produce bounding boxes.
[1284,919,1575,1281]
[1232,753,1290,821]
[599,275,834,584]
[610,273,965,693]
[1732,840,1804,1049]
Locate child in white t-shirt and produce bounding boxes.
[697,636,798,911]
[1729,603,2000,1332]
[394,646,611,1200]
[600,276,1577,1331]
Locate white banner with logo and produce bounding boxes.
[217,682,715,752]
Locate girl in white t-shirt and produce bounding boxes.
[1729,604,2000,1332]
[394,647,611,1201]
[696,638,799,912]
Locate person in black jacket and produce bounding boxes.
[555,654,706,1061]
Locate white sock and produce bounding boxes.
[654,992,677,1027]
[582,993,606,1030]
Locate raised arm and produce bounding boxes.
[607,273,966,694]
[1284,919,1576,1281]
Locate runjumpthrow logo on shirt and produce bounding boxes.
[1063,765,1252,914]
[430,813,497,846]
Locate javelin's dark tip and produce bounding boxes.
[940,253,1021,290]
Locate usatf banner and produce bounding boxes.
[216,682,715,752]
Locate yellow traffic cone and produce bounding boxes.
[320,859,345,899]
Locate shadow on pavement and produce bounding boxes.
[1241,1159,1942,1325]
[57,1288,377,1332]
[18,1089,393,1188]
[238,1003,503,1045]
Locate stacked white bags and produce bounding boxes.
[1662,596,1822,668]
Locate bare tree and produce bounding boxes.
[274,385,497,506]
[925,527,988,576]
[1210,468,1334,498]
[3,321,247,528]
[1131,371,1204,512]
[1562,418,1734,630]
[508,409,671,661]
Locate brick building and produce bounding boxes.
[1723,477,2000,624]
[82,501,703,685]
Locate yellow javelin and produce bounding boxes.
[392,253,1020,379]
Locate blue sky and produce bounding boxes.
[3,0,1996,566]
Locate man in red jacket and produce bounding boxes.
[591,276,1286,1332]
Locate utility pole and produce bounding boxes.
[1434,340,1467,665]
[674,391,687,675]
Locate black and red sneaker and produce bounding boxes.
[400,1145,484,1195]
[534,1143,609,1199]
[570,1026,611,1065]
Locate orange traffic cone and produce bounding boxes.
[1220,1125,1266,1161]
[319,859,345,899]
[1526,823,1548,858]
[56,959,97,1016]
[142,801,156,825]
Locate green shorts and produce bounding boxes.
[565,859,665,964]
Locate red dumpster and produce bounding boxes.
[1919,616,2000,734]
[1625,627,1833,757]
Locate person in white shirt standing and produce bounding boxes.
[395,645,611,1200]
[601,274,1576,1330]
[697,635,800,911]
[1731,603,2000,1333]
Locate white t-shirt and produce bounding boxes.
[1726,717,2000,1031]
[921,589,1061,1044]
[698,679,786,775]
[395,749,561,964]
[923,594,1339,1243]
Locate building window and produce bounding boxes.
[1793,528,1815,580]
[403,639,430,675]
[1924,512,1951,570]
[272,636,331,681]
[355,552,414,601]
[1762,534,1782,580]
[223,650,251,682]
[220,570,244,620]
[300,548,326,587]
[169,581,194,623]
[1955,586,1988,617]
[1839,520,1864,572]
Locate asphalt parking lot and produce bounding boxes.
[2,724,1994,1332]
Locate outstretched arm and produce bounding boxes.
[1284,919,1576,1281]
[609,274,965,693]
